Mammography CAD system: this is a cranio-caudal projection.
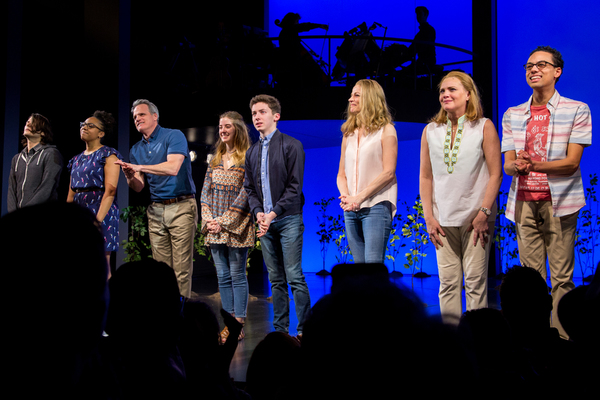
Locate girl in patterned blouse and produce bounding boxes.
[201,111,254,341]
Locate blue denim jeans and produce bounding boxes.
[210,245,249,318]
[259,213,311,334]
[344,201,392,264]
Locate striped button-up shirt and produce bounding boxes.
[501,90,592,220]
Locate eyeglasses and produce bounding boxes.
[523,61,556,71]
[80,122,103,131]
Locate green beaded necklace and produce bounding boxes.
[443,115,466,174]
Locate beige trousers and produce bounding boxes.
[147,198,198,298]
[515,200,579,338]
[436,221,494,325]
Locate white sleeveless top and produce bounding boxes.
[426,118,496,226]
[345,127,398,217]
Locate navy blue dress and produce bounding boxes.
[68,146,123,251]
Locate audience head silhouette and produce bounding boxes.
[301,263,472,398]
[500,266,553,339]
[1,202,108,396]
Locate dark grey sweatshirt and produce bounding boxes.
[7,143,63,213]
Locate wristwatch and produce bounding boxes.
[479,207,491,216]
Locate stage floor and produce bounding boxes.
[189,268,507,383]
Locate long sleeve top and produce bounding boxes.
[201,162,254,248]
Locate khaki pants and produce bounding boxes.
[147,198,198,298]
[515,200,578,338]
[436,221,494,325]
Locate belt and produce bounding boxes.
[154,194,195,205]
[74,187,104,193]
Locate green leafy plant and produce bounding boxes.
[194,223,211,261]
[121,205,260,267]
[314,197,337,275]
[332,214,352,264]
[575,173,599,282]
[386,200,408,276]
[494,190,519,275]
[401,195,430,283]
[120,206,153,262]
[248,236,262,268]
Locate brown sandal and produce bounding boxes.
[220,326,229,344]
[238,325,245,341]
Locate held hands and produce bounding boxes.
[513,150,532,176]
[339,195,360,212]
[206,220,222,234]
[425,216,445,250]
[256,211,276,237]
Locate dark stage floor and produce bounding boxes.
[189,267,508,383]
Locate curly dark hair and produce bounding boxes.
[92,110,116,142]
[530,45,564,82]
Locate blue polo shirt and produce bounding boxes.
[129,125,196,201]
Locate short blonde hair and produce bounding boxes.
[430,71,484,124]
[341,79,393,136]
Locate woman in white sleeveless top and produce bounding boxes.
[337,79,398,264]
[420,71,502,325]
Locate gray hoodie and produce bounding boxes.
[7,143,63,213]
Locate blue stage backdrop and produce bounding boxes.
[269,0,599,278]
[268,0,473,77]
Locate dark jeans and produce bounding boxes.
[259,213,311,334]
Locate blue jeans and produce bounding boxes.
[210,245,249,318]
[259,213,311,334]
[344,201,392,264]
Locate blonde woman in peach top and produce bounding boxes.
[337,79,398,263]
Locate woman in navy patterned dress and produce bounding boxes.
[67,110,122,278]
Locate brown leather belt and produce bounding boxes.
[155,194,195,205]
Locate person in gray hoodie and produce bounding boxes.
[7,113,63,213]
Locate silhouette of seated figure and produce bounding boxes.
[275,12,329,88]
[457,308,524,394]
[499,266,578,395]
[179,300,248,399]
[1,202,109,398]
[245,331,302,400]
[557,263,600,346]
[300,263,474,398]
[557,265,600,395]
[103,259,187,399]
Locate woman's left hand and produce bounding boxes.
[469,212,490,248]
[207,220,221,234]
[339,194,361,212]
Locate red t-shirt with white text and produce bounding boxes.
[517,105,552,201]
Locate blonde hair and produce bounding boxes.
[429,71,484,124]
[210,111,250,168]
[341,79,393,136]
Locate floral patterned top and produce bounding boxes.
[200,162,254,248]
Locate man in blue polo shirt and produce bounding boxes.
[116,99,197,297]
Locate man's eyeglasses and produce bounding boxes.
[80,122,103,131]
[523,61,556,71]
